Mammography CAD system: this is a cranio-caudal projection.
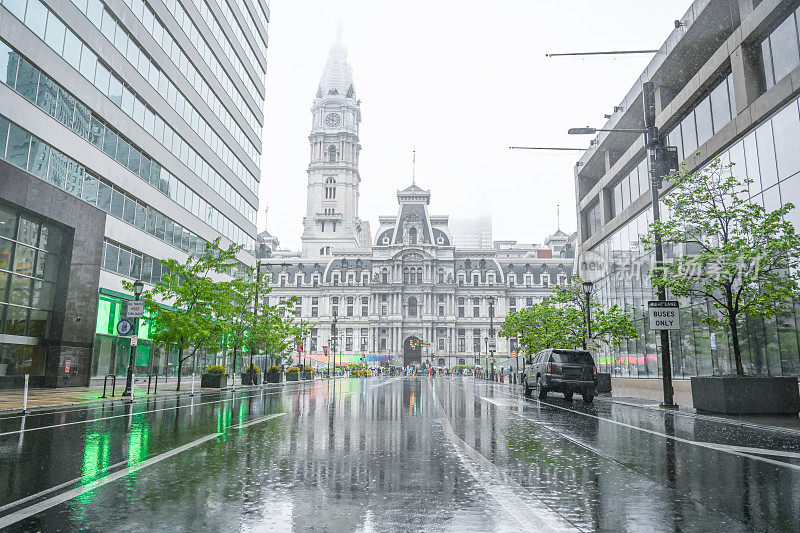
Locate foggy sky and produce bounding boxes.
[258,0,695,250]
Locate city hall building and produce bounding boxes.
[575,0,800,378]
[0,0,268,386]
[263,38,575,369]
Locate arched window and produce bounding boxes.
[329,146,336,162]
[408,227,417,244]
[408,297,417,317]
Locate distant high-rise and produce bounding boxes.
[0,0,269,386]
[449,216,492,249]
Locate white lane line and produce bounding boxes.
[0,459,129,514]
[0,432,223,529]
[0,389,286,438]
[230,412,286,429]
[433,385,578,531]
[481,393,800,473]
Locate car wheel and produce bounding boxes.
[563,391,573,401]
[523,379,532,397]
[582,390,595,403]
[537,376,547,399]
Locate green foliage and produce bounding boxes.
[204,365,226,375]
[644,159,800,375]
[266,365,281,374]
[123,238,240,390]
[499,276,638,357]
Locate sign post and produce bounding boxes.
[648,300,680,408]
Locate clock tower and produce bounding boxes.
[301,27,364,258]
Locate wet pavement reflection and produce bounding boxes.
[0,377,798,531]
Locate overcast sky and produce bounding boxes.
[258,0,695,250]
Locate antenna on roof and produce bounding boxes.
[412,146,416,186]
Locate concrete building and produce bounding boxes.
[449,215,492,249]
[0,0,268,386]
[574,0,800,378]
[264,39,572,369]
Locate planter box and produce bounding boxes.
[301,372,313,380]
[691,376,800,414]
[241,373,261,385]
[286,372,299,381]
[596,373,612,394]
[201,374,228,388]
[266,373,282,384]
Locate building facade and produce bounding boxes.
[264,39,572,369]
[0,0,268,386]
[449,215,493,250]
[575,0,800,378]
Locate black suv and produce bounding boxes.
[522,349,597,403]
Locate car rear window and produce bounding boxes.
[550,351,594,365]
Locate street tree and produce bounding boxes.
[499,302,582,355]
[645,159,800,376]
[123,239,241,390]
[551,277,638,350]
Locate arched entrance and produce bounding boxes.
[403,336,422,367]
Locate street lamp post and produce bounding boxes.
[250,260,261,386]
[582,281,593,350]
[122,279,144,398]
[568,82,679,407]
[331,316,337,377]
[484,337,489,380]
[488,297,495,381]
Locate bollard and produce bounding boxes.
[22,374,29,413]
[190,373,195,396]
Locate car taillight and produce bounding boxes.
[546,362,551,373]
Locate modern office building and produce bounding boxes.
[449,215,493,250]
[0,0,268,386]
[575,0,800,378]
[264,39,573,369]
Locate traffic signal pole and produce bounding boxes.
[643,82,677,408]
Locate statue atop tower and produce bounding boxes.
[301,27,364,258]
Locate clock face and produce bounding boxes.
[325,113,341,127]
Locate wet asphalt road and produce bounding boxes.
[0,376,799,532]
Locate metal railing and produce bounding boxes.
[101,374,117,398]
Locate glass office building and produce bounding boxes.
[575,0,800,379]
[0,0,268,386]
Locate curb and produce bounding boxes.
[0,377,336,416]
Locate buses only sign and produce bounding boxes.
[648,301,680,330]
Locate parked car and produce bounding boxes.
[522,349,597,403]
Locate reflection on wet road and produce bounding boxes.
[1,377,798,531]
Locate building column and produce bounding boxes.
[731,44,761,116]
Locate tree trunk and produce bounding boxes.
[726,287,744,376]
[176,347,184,391]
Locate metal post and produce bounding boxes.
[584,289,592,350]
[22,374,29,413]
[191,372,195,396]
[250,260,261,388]
[643,81,675,408]
[122,281,143,398]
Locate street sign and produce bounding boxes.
[323,346,328,355]
[125,300,144,318]
[130,335,138,347]
[488,339,496,350]
[116,319,134,336]
[648,301,680,330]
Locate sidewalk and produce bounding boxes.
[606,377,800,433]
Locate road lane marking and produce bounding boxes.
[480,391,800,473]
[0,388,291,438]
[433,385,579,532]
[0,432,223,529]
[230,412,286,429]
